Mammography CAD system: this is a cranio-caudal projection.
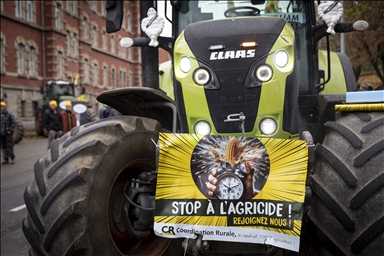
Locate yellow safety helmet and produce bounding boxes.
[49,100,57,107]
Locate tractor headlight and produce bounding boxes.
[194,121,211,135]
[194,68,210,85]
[180,56,191,73]
[256,65,273,82]
[274,50,289,68]
[260,118,277,135]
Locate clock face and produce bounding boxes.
[215,174,244,200]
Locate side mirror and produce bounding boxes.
[81,87,86,95]
[106,0,124,33]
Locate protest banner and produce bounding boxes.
[154,133,308,252]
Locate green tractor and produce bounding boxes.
[22,1,383,255]
[35,80,96,136]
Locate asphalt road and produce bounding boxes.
[1,137,48,256]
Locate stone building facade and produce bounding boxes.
[0,0,144,123]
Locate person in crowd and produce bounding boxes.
[43,100,62,149]
[99,105,122,119]
[109,107,122,117]
[1,101,15,164]
[103,105,112,118]
[99,104,108,119]
[61,100,77,135]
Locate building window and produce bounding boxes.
[66,32,71,56]
[92,62,99,87]
[17,42,26,75]
[128,47,133,62]
[66,1,71,12]
[15,0,23,19]
[83,58,90,84]
[118,45,122,57]
[0,36,6,74]
[121,13,126,31]
[82,17,88,40]
[103,65,108,87]
[129,71,133,87]
[73,33,78,58]
[72,1,77,15]
[21,100,26,118]
[119,70,126,88]
[122,47,126,58]
[57,50,64,79]
[111,68,115,88]
[27,1,33,23]
[0,38,3,72]
[55,3,62,29]
[110,35,115,54]
[28,46,37,77]
[128,12,133,34]
[100,1,105,16]
[91,1,97,12]
[92,25,97,47]
[102,30,107,50]
[118,37,126,58]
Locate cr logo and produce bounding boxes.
[161,226,175,235]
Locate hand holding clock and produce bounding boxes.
[206,161,257,200]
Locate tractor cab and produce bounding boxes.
[45,80,76,101]
[36,80,93,132]
[42,80,85,112]
[104,0,365,142]
[169,0,361,94]
[154,0,363,143]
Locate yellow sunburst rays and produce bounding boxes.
[335,103,384,112]
[254,220,302,237]
[154,215,228,226]
[157,133,205,199]
[256,138,308,203]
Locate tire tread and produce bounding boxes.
[314,144,356,187]
[23,116,164,256]
[310,112,384,255]
[324,121,362,148]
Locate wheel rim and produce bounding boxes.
[107,159,171,255]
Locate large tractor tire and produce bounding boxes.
[308,111,384,255]
[13,119,24,144]
[86,108,96,123]
[22,116,183,255]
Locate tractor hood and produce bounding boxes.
[183,18,286,133]
[184,17,286,61]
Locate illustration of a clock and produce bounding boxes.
[215,173,244,200]
[191,135,270,201]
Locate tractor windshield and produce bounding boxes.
[177,1,306,34]
[48,82,75,100]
